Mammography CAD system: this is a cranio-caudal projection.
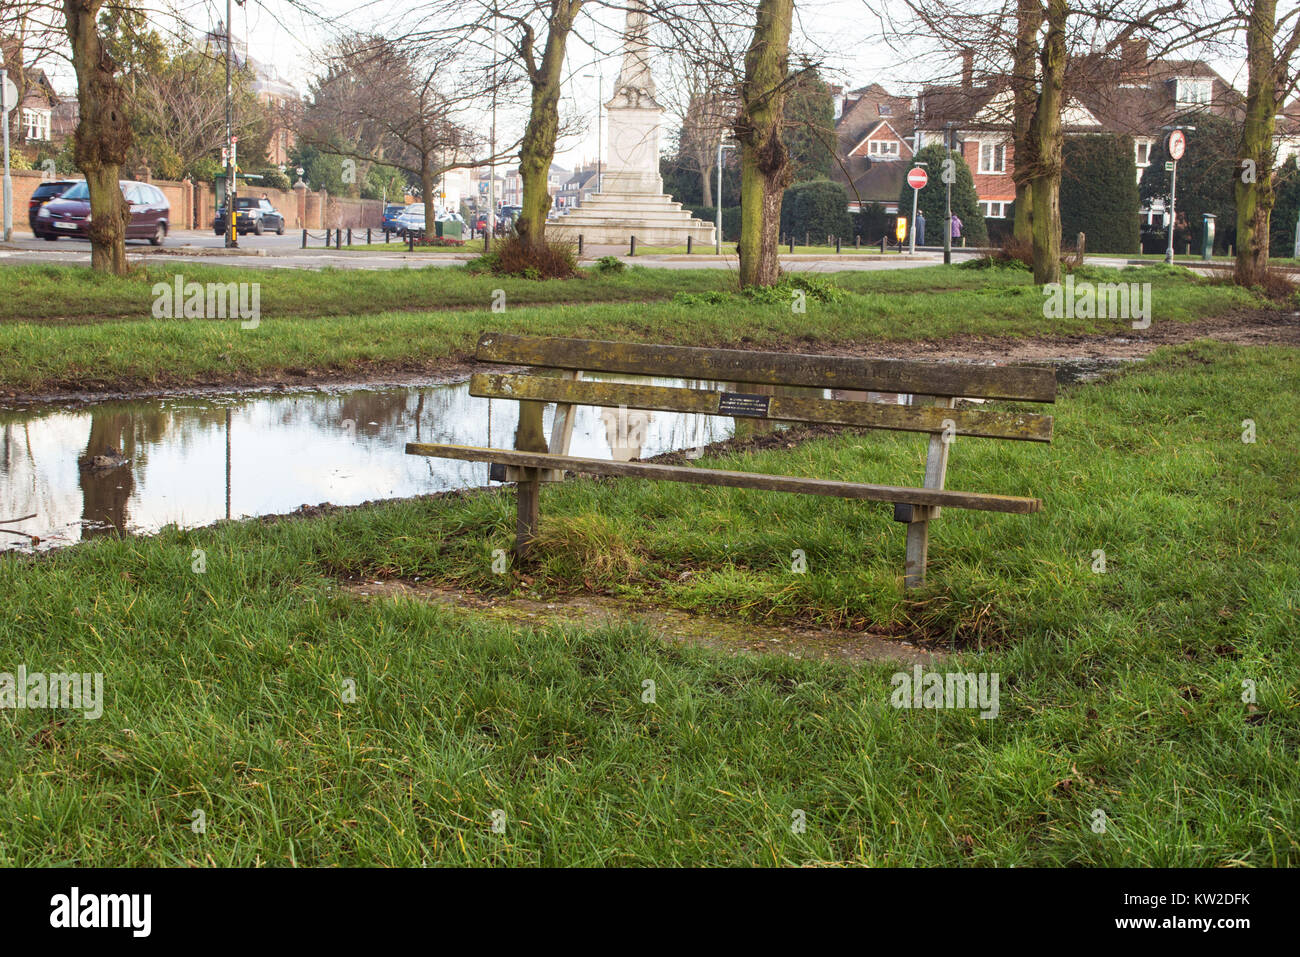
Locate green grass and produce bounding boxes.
[0,262,1265,395]
[0,261,730,325]
[1,342,1296,865]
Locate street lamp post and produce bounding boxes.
[583,69,603,193]
[224,0,246,249]
[943,123,954,265]
[716,140,735,255]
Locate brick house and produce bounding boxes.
[831,83,916,214]
[911,45,1254,231]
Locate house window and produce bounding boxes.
[1135,140,1152,167]
[22,108,51,142]
[878,103,892,116]
[1176,78,1211,107]
[868,139,900,158]
[980,200,1008,218]
[979,142,1006,174]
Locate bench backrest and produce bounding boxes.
[471,333,1055,443]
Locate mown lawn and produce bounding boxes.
[0,262,1266,395]
[1,342,1295,865]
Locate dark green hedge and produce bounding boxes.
[1061,134,1140,254]
[780,179,852,243]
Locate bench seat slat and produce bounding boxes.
[475,333,1057,403]
[471,373,1053,443]
[405,443,1043,514]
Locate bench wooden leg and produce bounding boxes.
[513,398,549,559]
[516,468,540,557]
[901,394,956,589]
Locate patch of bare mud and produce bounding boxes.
[344,580,942,666]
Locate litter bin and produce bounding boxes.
[436,220,463,240]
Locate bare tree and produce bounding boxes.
[1232,0,1300,284]
[661,53,734,206]
[301,35,516,225]
[735,0,794,287]
[63,0,131,274]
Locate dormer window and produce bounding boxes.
[869,139,900,158]
[1176,78,1211,107]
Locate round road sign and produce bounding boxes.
[907,167,929,190]
[1168,130,1186,161]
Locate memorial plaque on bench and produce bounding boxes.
[716,392,772,418]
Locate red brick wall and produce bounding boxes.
[962,140,1016,203]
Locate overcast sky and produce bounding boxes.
[39,0,1244,170]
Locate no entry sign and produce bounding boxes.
[907,167,928,190]
[1168,130,1186,160]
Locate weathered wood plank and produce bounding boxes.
[904,396,956,589]
[470,373,1053,442]
[405,443,1043,514]
[475,333,1057,403]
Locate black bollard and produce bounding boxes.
[346,228,352,246]
[578,234,584,256]
[366,228,371,245]
[301,229,307,249]
[630,235,636,256]
[687,235,693,254]
[789,235,794,253]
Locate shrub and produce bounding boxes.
[592,255,626,274]
[485,234,579,279]
[780,179,852,243]
[1060,134,1140,254]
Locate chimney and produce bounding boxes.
[1121,38,1149,66]
[961,49,974,90]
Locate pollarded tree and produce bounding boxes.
[735,0,795,287]
[63,0,131,274]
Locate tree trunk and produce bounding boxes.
[64,0,131,275]
[1027,0,1066,284]
[701,159,714,208]
[1235,0,1278,287]
[1011,0,1043,247]
[516,2,581,253]
[736,0,794,288]
[421,151,436,230]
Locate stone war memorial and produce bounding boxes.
[551,2,716,247]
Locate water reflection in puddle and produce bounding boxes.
[0,376,793,550]
[0,358,1117,551]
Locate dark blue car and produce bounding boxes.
[382,204,405,234]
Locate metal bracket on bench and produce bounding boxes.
[893,502,940,524]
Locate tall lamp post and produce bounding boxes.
[224,0,247,249]
[943,122,954,265]
[582,68,603,192]
[716,139,735,255]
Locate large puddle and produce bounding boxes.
[0,359,1118,551]
[0,375,812,550]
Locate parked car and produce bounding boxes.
[382,204,405,234]
[28,179,77,231]
[393,203,426,238]
[214,196,285,236]
[34,180,170,245]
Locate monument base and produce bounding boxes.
[550,189,716,248]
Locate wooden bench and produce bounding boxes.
[406,333,1056,587]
